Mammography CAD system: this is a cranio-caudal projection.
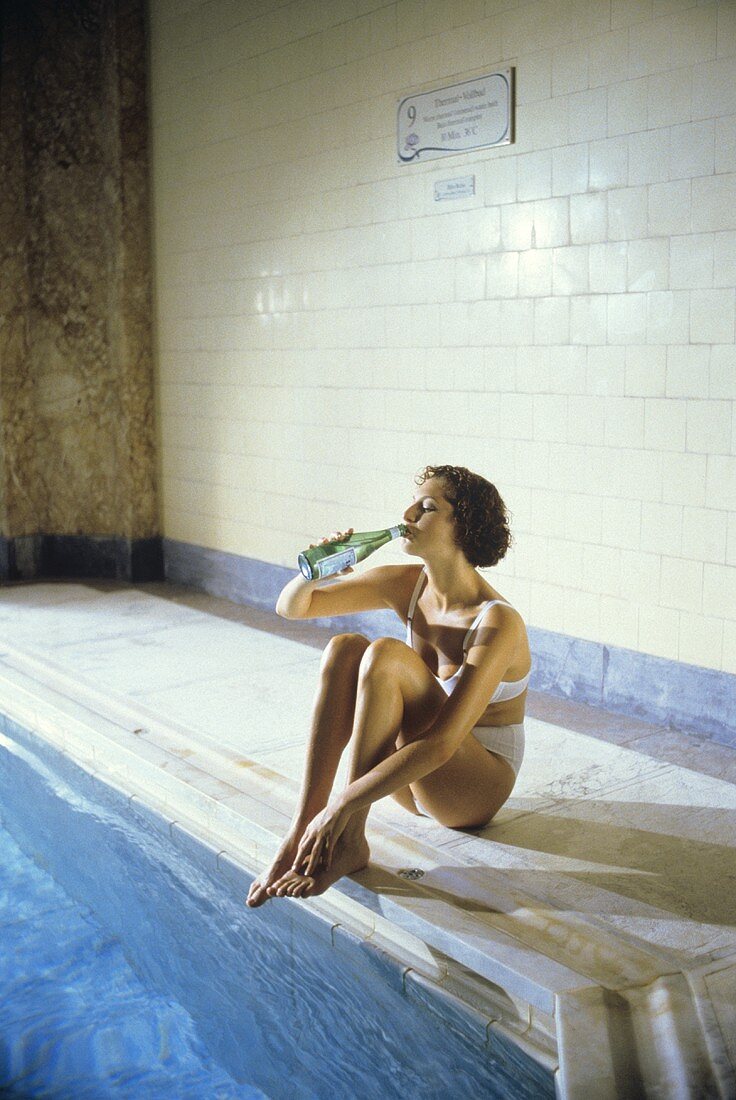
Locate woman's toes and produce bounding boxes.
[262,868,317,899]
[246,880,271,907]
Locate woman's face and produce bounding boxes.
[401,477,457,557]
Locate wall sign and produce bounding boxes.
[434,176,475,201]
[397,70,514,164]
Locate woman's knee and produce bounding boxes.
[358,637,407,682]
[320,633,370,676]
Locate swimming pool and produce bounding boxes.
[0,711,554,1099]
[0,820,264,1098]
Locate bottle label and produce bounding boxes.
[388,525,403,539]
[316,547,357,578]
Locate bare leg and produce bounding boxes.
[268,638,429,899]
[245,633,369,907]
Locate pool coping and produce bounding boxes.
[0,644,732,1100]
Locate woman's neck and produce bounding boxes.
[421,553,486,613]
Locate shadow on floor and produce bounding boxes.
[477,797,736,926]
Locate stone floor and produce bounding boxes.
[1,578,734,1096]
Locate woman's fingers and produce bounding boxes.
[290,829,332,878]
[305,841,320,877]
[322,527,354,544]
[294,828,323,874]
[306,834,328,876]
[306,527,355,549]
[292,834,311,870]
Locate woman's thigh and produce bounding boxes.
[407,735,516,829]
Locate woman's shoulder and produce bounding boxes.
[479,580,515,611]
[477,584,527,633]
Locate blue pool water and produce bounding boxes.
[0,716,553,1099]
[0,822,266,1099]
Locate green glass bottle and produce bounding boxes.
[298,524,407,581]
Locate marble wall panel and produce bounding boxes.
[0,0,158,559]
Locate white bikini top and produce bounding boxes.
[405,568,531,703]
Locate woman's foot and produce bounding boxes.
[245,828,306,908]
[266,833,370,901]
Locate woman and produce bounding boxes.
[246,465,531,908]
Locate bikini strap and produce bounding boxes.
[409,576,512,652]
[462,599,512,652]
[406,566,427,623]
[406,567,428,649]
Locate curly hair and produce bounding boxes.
[415,465,513,568]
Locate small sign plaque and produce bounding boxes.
[434,176,475,201]
[398,70,513,164]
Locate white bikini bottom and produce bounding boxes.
[413,722,525,819]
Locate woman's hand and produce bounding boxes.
[292,799,353,876]
[308,527,354,549]
[309,527,355,575]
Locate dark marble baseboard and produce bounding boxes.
[526,625,734,747]
[0,535,164,583]
[163,537,736,750]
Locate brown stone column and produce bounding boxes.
[0,0,161,581]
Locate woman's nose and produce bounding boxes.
[403,503,418,523]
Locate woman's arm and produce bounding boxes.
[276,563,420,620]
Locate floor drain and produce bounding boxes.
[397,868,425,880]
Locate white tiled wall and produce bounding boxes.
[148,0,736,675]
